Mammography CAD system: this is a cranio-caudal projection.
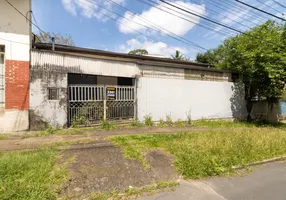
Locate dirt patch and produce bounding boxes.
[60,143,178,199]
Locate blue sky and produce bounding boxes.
[32,0,286,59]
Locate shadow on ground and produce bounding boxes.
[60,142,178,199]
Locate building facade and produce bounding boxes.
[0,0,31,133]
[29,45,247,130]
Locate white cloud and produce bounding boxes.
[61,0,125,20]
[119,38,188,57]
[118,1,206,36]
[62,0,77,16]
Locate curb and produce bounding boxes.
[232,156,286,170]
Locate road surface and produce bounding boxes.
[138,162,286,200]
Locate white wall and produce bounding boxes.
[30,75,68,129]
[0,0,31,133]
[137,77,247,121]
[0,33,30,61]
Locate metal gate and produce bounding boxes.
[68,85,136,126]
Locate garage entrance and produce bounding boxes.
[68,73,136,126]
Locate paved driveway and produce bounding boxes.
[138,162,286,200]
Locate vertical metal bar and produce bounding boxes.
[103,100,107,120]
[74,87,77,101]
[87,86,90,101]
[70,86,73,101]
[134,78,137,120]
[80,87,83,101]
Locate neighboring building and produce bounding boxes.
[0,0,31,133]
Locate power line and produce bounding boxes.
[207,0,268,24]
[256,0,284,15]
[5,0,50,37]
[0,37,30,45]
[105,0,209,51]
[234,0,286,22]
[158,0,249,35]
[272,0,286,9]
[171,0,253,31]
[158,0,283,47]
[137,0,237,37]
[75,0,201,54]
[80,0,207,51]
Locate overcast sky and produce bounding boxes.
[32,0,286,59]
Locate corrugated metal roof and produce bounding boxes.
[32,43,234,73]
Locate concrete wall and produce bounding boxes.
[30,50,140,129]
[30,50,246,129]
[137,77,247,121]
[0,0,31,133]
[251,101,281,122]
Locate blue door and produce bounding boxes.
[280,100,286,115]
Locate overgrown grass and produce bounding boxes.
[89,181,178,200]
[0,148,66,200]
[0,134,10,140]
[110,127,286,179]
[192,119,286,128]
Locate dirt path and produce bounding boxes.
[60,143,178,199]
[0,126,210,152]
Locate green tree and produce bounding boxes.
[196,45,225,65]
[171,50,187,61]
[196,20,286,121]
[128,49,148,55]
[35,32,75,46]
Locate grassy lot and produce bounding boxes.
[0,148,66,200]
[192,119,286,128]
[110,126,286,179]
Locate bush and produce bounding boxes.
[100,120,115,130]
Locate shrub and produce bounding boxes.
[100,120,115,130]
[144,115,154,127]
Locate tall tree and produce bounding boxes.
[128,49,148,55]
[35,32,75,46]
[196,20,286,121]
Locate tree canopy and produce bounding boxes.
[35,32,75,46]
[196,20,286,120]
[128,49,148,55]
[171,50,187,61]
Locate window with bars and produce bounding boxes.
[48,88,59,100]
[0,45,4,107]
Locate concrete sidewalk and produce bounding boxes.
[138,162,286,200]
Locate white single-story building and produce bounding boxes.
[29,43,247,129]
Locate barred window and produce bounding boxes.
[48,88,59,100]
[0,45,5,107]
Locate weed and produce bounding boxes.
[0,148,66,200]
[186,110,192,125]
[158,119,167,128]
[166,115,173,126]
[71,116,87,128]
[88,181,178,200]
[110,127,286,179]
[36,126,56,137]
[175,119,186,127]
[144,115,154,127]
[131,120,144,127]
[0,134,10,140]
[100,120,116,131]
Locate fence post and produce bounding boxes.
[103,100,107,121]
